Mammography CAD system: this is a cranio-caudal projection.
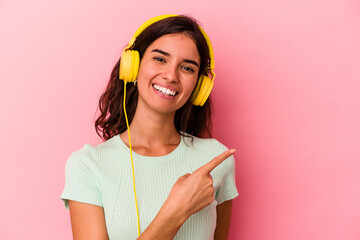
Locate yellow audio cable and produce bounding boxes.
[123,81,141,237]
[119,15,216,238]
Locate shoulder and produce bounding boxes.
[181,134,234,171]
[61,137,122,209]
[183,134,230,155]
[65,135,123,171]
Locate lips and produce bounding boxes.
[152,84,179,97]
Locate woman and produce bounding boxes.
[61,15,238,239]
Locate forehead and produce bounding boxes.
[145,33,200,61]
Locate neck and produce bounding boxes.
[122,102,180,148]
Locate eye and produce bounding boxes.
[182,66,195,72]
[153,57,166,63]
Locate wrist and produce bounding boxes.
[159,199,189,227]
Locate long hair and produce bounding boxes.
[95,15,213,141]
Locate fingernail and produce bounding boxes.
[229,149,236,154]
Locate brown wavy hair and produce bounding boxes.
[95,15,213,141]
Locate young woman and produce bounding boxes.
[61,15,238,240]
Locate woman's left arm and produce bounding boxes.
[214,199,233,240]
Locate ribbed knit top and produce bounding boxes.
[60,134,238,239]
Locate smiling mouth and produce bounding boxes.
[152,84,179,97]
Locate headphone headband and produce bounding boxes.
[125,14,215,81]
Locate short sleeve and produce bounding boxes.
[215,146,239,205]
[60,148,103,209]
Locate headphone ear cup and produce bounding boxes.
[191,74,214,106]
[119,50,140,82]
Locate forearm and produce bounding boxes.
[137,201,188,240]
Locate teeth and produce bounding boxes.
[153,84,177,96]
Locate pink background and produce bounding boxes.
[1,0,359,239]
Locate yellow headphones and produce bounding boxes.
[119,15,215,237]
[119,14,216,106]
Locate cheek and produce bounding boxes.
[186,76,199,95]
[137,59,158,79]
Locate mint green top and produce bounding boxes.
[61,134,238,239]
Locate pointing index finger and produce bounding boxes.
[198,149,236,174]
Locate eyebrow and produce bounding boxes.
[151,49,200,68]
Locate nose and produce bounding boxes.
[161,63,179,83]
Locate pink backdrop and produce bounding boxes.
[1,0,359,239]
